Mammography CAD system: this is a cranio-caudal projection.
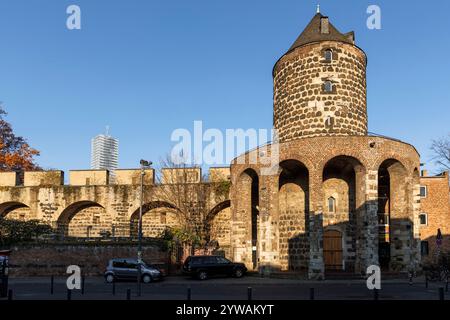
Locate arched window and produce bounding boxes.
[324,81,333,93]
[328,197,336,213]
[324,49,333,62]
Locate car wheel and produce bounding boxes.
[142,274,152,284]
[105,274,115,283]
[234,268,244,278]
[197,271,208,280]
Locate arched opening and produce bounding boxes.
[206,200,232,257]
[0,202,32,220]
[206,200,231,223]
[235,169,259,270]
[57,201,110,238]
[322,156,365,272]
[129,201,180,238]
[378,159,410,271]
[278,160,309,271]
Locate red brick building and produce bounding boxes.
[419,171,450,259]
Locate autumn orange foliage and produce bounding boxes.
[0,141,40,171]
[0,105,40,172]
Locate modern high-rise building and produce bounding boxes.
[90,131,119,177]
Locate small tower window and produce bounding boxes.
[325,116,335,128]
[324,81,333,93]
[328,197,336,213]
[324,49,333,62]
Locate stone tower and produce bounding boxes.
[230,10,421,279]
[273,13,368,142]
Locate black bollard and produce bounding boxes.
[137,269,141,298]
[309,288,315,300]
[425,276,428,289]
[374,289,379,301]
[446,278,449,292]
[439,287,444,301]
[247,287,252,301]
[126,288,131,300]
[81,275,85,295]
[50,275,54,295]
[8,289,12,301]
[112,281,116,296]
[187,287,191,301]
[67,289,72,301]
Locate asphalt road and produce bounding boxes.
[3,275,449,300]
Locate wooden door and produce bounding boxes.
[323,230,343,271]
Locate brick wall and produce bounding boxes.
[419,172,450,258]
[7,243,168,276]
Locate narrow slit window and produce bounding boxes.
[324,81,333,93]
[328,197,336,213]
[324,49,333,62]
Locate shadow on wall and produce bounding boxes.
[421,234,450,265]
[271,212,419,275]
[256,156,420,275]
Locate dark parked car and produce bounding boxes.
[104,258,162,283]
[183,256,247,280]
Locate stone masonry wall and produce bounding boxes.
[322,177,356,269]
[278,182,309,271]
[230,135,421,277]
[67,206,112,237]
[273,41,367,142]
[210,207,232,256]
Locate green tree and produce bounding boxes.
[0,218,53,247]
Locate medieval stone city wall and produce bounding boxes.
[0,168,233,257]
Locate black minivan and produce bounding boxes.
[183,255,247,280]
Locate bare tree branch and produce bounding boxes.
[154,155,229,250]
[431,134,450,172]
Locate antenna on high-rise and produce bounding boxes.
[316,4,320,14]
[105,125,110,136]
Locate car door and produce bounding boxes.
[203,256,219,276]
[124,260,139,279]
[113,260,129,279]
[216,257,233,275]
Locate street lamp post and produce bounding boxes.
[137,159,152,297]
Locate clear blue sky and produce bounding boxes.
[0,0,449,174]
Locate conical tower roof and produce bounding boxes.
[288,13,355,52]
